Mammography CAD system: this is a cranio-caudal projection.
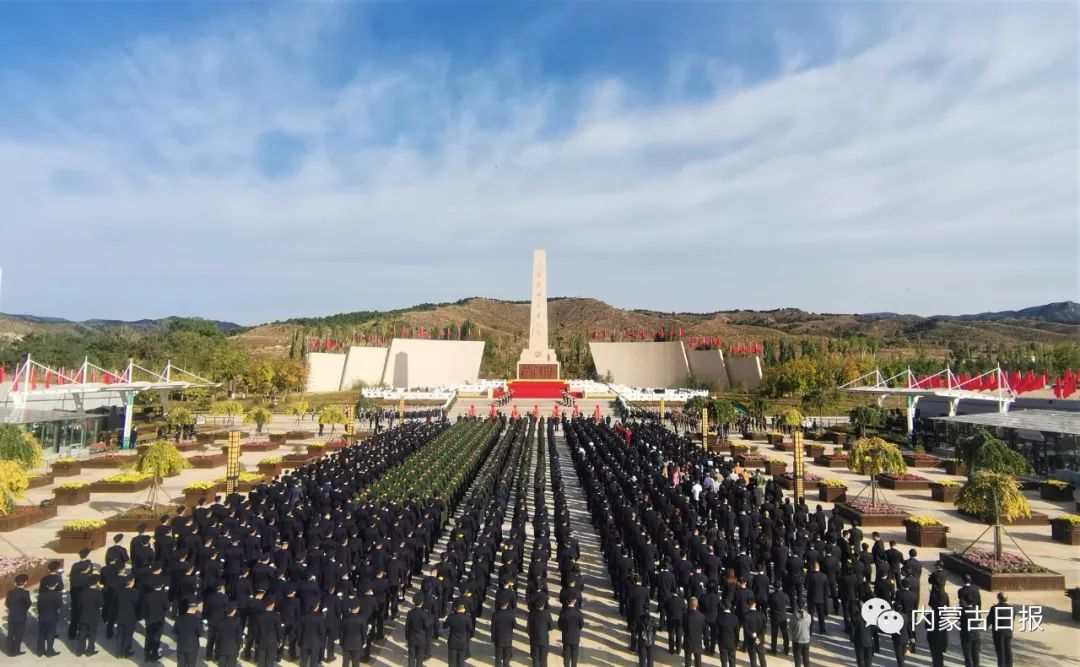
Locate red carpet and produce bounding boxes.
[507,380,568,399]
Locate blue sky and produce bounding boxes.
[0,2,1076,324]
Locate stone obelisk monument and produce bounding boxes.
[517,249,560,379]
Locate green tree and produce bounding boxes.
[780,408,804,430]
[209,400,245,427]
[957,471,1031,559]
[710,400,738,440]
[131,440,191,507]
[0,426,44,471]
[165,407,196,429]
[849,405,885,437]
[801,387,842,423]
[318,406,348,435]
[286,400,309,426]
[957,429,1033,476]
[848,436,907,507]
[244,407,273,434]
[211,344,247,396]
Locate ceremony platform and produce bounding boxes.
[507,379,569,399]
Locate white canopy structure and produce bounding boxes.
[1,356,218,448]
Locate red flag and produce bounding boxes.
[30,368,37,390]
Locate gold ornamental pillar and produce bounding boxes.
[224,431,241,495]
[701,407,709,446]
[344,404,354,443]
[793,430,805,501]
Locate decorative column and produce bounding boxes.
[121,390,136,450]
[793,431,805,502]
[224,431,241,495]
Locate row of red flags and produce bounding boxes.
[906,369,1079,398]
[2,366,127,391]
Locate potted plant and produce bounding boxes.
[53,481,91,506]
[930,479,962,503]
[0,556,57,598]
[776,472,822,491]
[876,472,930,491]
[818,479,848,502]
[1051,514,1080,545]
[814,449,849,468]
[82,452,138,468]
[257,457,285,478]
[1041,479,1076,502]
[284,444,311,466]
[943,458,968,476]
[91,472,154,493]
[306,442,328,458]
[50,458,82,477]
[1068,588,1080,622]
[903,451,942,468]
[764,458,787,476]
[269,432,287,445]
[128,440,191,507]
[27,472,54,489]
[767,432,784,446]
[244,407,273,435]
[182,480,219,507]
[57,519,107,553]
[187,450,227,468]
[848,436,906,507]
[904,516,949,547]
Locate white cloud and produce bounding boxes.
[0,4,1076,322]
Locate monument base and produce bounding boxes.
[508,379,568,399]
[517,362,561,380]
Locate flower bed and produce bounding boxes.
[1050,515,1080,545]
[0,556,60,598]
[285,430,313,440]
[805,444,825,459]
[28,472,54,489]
[772,439,795,452]
[833,499,909,527]
[242,440,278,453]
[751,432,769,442]
[831,432,847,446]
[89,473,153,493]
[104,503,178,532]
[0,503,58,532]
[930,480,961,503]
[57,520,107,553]
[82,453,138,469]
[269,432,287,444]
[775,472,822,490]
[876,473,930,490]
[764,459,787,476]
[324,438,347,451]
[53,482,91,505]
[186,452,226,468]
[814,454,849,469]
[818,480,847,502]
[283,452,313,466]
[904,517,948,547]
[1013,475,1042,491]
[944,459,968,476]
[767,433,784,446]
[1040,480,1076,502]
[736,454,767,469]
[196,432,217,445]
[50,459,82,477]
[941,551,1064,591]
[306,443,328,457]
[182,485,217,506]
[903,452,941,468]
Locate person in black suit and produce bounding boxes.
[683,596,706,667]
[142,579,170,661]
[743,599,768,667]
[36,577,61,657]
[298,603,326,667]
[664,588,687,654]
[807,562,829,635]
[490,599,516,667]
[67,549,93,640]
[74,574,103,656]
[528,598,555,667]
[768,585,790,654]
[716,602,740,667]
[174,603,203,667]
[218,604,245,667]
[444,602,474,667]
[852,600,875,667]
[989,593,1014,667]
[635,611,658,667]
[960,602,982,667]
[254,598,283,667]
[341,601,367,667]
[4,573,30,656]
[406,593,435,667]
[558,596,584,667]
[113,576,139,658]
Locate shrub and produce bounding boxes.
[1044,479,1072,489]
[1054,514,1080,525]
[934,480,961,487]
[957,429,1032,476]
[99,472,152,484]
[957,471,1030,523]
[819,479,847,488]
[61,519,106,532]
[0,425,44,470]
[53,458,78,465]
[259,457,283,465]
[130,440,191,481]
[0,460,29,515]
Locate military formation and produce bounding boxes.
[3,411,1028,666]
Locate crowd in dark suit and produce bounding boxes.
[563,417,1017,667]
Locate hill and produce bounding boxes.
[0,313,242,338]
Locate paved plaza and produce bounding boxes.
[0,411,1077,666]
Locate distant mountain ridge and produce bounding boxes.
[935,301,1080,325]
[0,313,243,333]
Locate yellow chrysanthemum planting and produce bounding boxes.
[0,460,29,515]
